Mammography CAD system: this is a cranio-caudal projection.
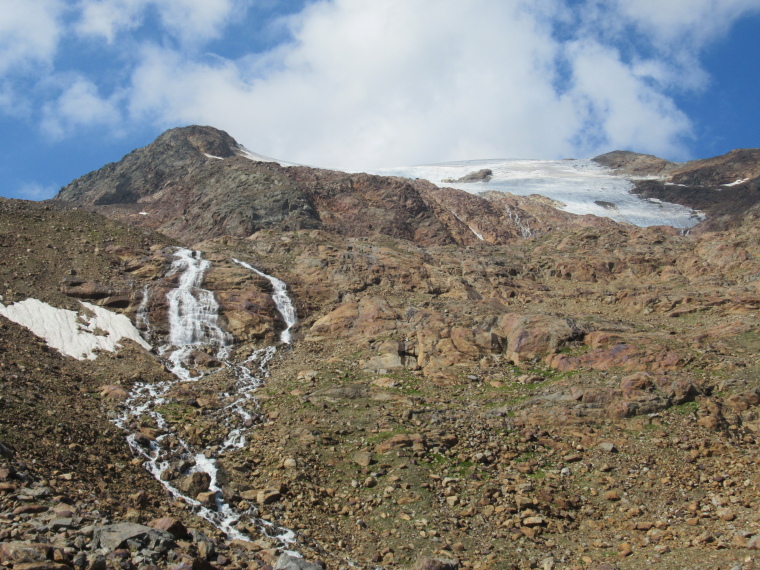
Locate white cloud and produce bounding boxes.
[612,0,760,48]
[75,0,243,45]
[41,77,123,138]
[0,0,64,74]
[124,0,700,166]
[5,0,760,163]
[563,40,692,156]
[75,0,148,43]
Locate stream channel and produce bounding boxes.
[114,248,299,549]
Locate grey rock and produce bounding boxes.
[49,518,75,531]
[413,557,459,570]
[0,441,13,459]
[86,554,106,570]
[91,523,174,553]
[274,554,325,570]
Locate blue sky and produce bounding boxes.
[1,0,759,200]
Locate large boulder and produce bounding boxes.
[497,313,581,364]
[307,297,399,341]
[91,523,175,553]
[274,554,324,570]
[178,472,211,497]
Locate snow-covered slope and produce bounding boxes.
[358,158,704,228]
[0,298,151,360]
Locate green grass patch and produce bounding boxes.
[669,401,698,415]
[156,402,195,423]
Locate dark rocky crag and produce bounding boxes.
[1,128,759,569]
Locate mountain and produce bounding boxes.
[0,127,759,569]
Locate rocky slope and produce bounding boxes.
[1,129,759,569]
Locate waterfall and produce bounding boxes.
[114,248,298,546]
[166,248,229,347]
[232,258,297,344]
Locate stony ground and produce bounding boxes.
[2,193,760,570]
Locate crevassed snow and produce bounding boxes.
[234,141,703,228]
[0,298,151,360]
[358,158,703,228]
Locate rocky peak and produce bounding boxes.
[166,124,240,159]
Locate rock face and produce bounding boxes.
[57,126,319,242]
[602,147,760,232]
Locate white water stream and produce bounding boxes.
[114,248,299,546]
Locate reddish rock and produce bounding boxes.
[148,517,189,539]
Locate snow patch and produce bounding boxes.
[0,298,151,360]
[237,146,298,168]
[203,153,224,160]
[722,178,749,187]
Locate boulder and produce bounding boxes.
[497,313,581,363]
[148,517,189,539]
[91,523,175,552]
[178,472,211,497]
[274,554,324,570]
[413,557,459,570]
[0,542,52,564]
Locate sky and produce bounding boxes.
[0,0,759,200]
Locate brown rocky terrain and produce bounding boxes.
[1,128,760,569]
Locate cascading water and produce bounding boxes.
[166,249,229,347]
[232,258,297,344]
[113,248,298,546]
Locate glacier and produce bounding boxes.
[359,158,703,229]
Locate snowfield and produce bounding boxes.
[0,298,151,360]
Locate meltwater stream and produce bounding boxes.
[114,248,298,545]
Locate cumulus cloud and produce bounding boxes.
[612,0,760,48]
[3,0,759,165]
[41,77,123,138]
[0,0,64,74]
[75,0,243,45]
[124,0,705,166]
